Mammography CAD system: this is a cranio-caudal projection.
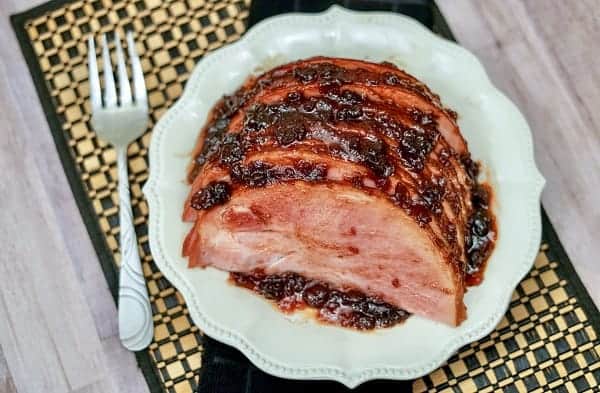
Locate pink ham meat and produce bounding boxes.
[182,57,494,326]
[183,182,465,325]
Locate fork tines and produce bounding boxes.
[87,32,147,110]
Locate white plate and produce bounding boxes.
[144,5,545,387]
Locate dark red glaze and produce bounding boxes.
[188,61,446,184]
[391,176,447,227]
[290,62,436,103]
[230,271,409,330]
[465,183,496,286]
[190,181,231,210]
[217,90,434,179]
[230,160,328,187]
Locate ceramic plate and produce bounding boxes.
[144,5,545,387]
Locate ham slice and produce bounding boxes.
[181,57,495,327]
[183,182,465,325]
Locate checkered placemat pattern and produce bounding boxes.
[415,242,600,393]
[11,1,600,392]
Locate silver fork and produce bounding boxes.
[88,32,153,351]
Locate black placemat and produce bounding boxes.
[10,0,600,392]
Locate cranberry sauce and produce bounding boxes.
[187,93,247,183]
[190,181,231,210]
[392,177,446,227]
[188,61,445,184]
[214,89,439,179]
[189,87,442,215]
[238,91,402,178]
[291,61,435,103]
[229,160,327,187]
[230,271,409,330]
[463,159,496,286]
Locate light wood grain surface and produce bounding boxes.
[436,0,600,303]
[0,1,598,392]
[0,0,149,392]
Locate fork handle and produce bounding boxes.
[117,147,153,351]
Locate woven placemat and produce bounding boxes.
[11,1,600,392]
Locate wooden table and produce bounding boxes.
[1,1,598,392]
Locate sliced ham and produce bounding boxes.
[183,182,465,325]
[181,57,496,327]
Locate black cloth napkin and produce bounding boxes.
[197,1,433,392]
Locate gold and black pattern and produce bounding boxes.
[15,1,249,392]
[11,1,600,392]
[414,243,600,393]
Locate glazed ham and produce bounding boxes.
[182,57,495,327]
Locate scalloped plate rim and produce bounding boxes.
[143,5,545,388]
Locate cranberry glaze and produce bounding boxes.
[231,271,409,330]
